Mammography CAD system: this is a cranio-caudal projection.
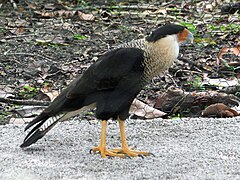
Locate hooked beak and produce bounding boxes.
[187,32,194,43]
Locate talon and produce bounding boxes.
[138,154,144,159]
[89,149,93,154]
[149,152,155,157]
[124,154,132,159]
[91,146,126,158]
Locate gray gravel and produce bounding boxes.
[1,117,240,180]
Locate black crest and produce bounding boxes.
[146,24,185,42]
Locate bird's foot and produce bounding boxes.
[90,146,125,158]
[90,146,150,158]
[112,147,150,157]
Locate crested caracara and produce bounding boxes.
[20,24,194,158]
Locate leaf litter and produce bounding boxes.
[0,0,239,124]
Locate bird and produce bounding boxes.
[20,24,194,158]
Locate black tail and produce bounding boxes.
[20,113,62,148]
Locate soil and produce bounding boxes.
[0,1,238,120]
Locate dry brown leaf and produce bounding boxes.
[77,11,95,21]
[9,117,34,125]
[40,85,59,101]
[44,91,59,101]
[142,8,167,16]
[56,10,76,17]
[16,27,25,34]
[154,8,167,15]
[202,103,239,118]
[130,99,166,119]
[217,45,240,65]
[38,11,54,18]
[34,10,94,21]
[26,2,38,10]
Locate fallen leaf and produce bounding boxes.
[202,103,239,117]
[217,45,240,65]
[143,8,167,16]
[12,106,46,118]
[34,91,51,101]
[44,91,59,101]
[16,26,25,34]
[34,10,94,21]
[56,10,76,17]
[153,8,167,15]
[40,85,59,101]
[0,85,14,98]
[9,117,34,125]
[77,11,95,21]
[26,2,38,10]
[130,99,166,119]
[35,38,68,46]
[202,77,239,89]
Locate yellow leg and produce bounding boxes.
[91,119,151,158]
[112,118,150,157]
[91,120,125,158]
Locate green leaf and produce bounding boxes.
[180,22,196,34]
[73,34,87,40]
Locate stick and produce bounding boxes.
[0,97,50,106]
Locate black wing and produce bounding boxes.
[21,47,146,147]
[47,47,145,114]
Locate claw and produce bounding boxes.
[89,149,93,154]
[149,152,156,157]
[90,146,150,158]
[124,155,131,159]
[91,146,125,158]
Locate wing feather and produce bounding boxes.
[21,47,146,147]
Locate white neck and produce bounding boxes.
[144,34,180,79]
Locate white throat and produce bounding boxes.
[144,34,180,79]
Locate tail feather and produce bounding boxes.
[21,104,94,148]
[20,114,64,148]
[24,113,48,131]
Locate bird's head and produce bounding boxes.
[146,24,194,45]
[143,24,194,78]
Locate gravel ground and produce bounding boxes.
[1,117,240,180]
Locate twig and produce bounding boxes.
[167,93,189,116]
[0,97,50,106]
[3,34,36,40]
[75,5,159,11]
[219,85,240,95]
[165,73,179,87]
[71,4,174,11]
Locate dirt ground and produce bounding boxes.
[1,117,240,179]
[0,0,239,123]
